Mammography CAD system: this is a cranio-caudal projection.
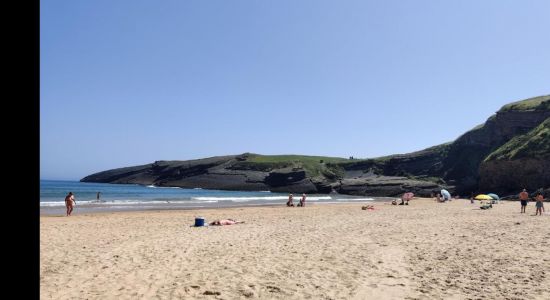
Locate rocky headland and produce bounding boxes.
[81,95,550,197]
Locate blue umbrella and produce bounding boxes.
[441,189,451,200]
[487,193,500,204]
[487,193,499,200]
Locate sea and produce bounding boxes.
[40,180,389,215]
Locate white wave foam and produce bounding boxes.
[333,198,375,201]
[40,199,218,207]
[303,196,335,201]
[40,195,339,207]
[40,200,98,207]
[40,201,68,207]
[146,185,181,189]
[192,196,332,202]
[100,200,216,205]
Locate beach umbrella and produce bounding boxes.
[487,193,500,200]
[474,194,493,200]
[441,189,451,199]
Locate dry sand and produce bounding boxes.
[40,199,550,299]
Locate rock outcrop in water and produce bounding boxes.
[81,95,550,196]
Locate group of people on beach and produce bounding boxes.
[462,188,545,215]
[391,192,414,205]
[519,189,545,216]
[286,193,307,207]
[433,190,453,202]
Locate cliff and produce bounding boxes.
[349,95,550,194]
[479,117,550,194]
[81,95,550,196]
[81,153,447,196]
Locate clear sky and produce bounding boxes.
[40,0,550,180]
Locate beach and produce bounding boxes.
[40,198,550,299]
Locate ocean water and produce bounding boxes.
[40,180,381,214]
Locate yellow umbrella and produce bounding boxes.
[474,194,493,200]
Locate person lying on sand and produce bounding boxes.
[209,219,245,226]
[480,203,493,210]
[362,205,375,210]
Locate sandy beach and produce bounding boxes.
[40,198,550,299]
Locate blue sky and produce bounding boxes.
[41,0,550,180]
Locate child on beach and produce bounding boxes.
[535,193,545,216]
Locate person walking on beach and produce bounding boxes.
[65,192,75,216]
[519,189,529,213]
[535,193,545,216]
[286,194,294,207]
[298,193,307,207]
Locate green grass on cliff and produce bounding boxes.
[484,117,550,161]
[246,154,348,164]
[337,142,451,168]
[499,95,550,112]
[244,154,349,178]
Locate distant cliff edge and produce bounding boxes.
[82,95,550,197]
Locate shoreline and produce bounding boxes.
[39,198,389,216]
[39,197,543,217]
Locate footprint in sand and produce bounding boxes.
[266,285,281,293]
[240,290,254,298]
[203,290,221,295]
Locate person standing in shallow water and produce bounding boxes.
[97,192,101,200]
[65,192,75,216]
[519,189,529,213]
